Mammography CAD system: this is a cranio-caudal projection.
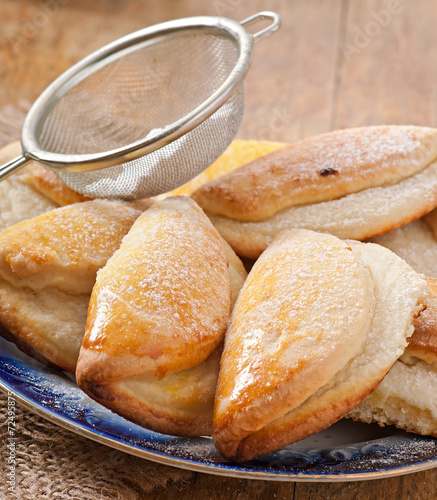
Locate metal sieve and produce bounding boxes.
[0,11,281,199]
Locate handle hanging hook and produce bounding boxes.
[240,11,281,43]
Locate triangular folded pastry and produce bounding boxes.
[76,240,245,437]
[0,199,148,372]
[348,278,437,436]
[213,229,427,461]
[191,126,437,258]
[76,196,246,436]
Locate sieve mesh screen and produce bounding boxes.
[58,86,245,199]
[38,33,239,156]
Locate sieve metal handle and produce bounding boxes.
[240,11,282,43]
[0,155,29,182]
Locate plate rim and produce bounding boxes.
[1,337,437,482]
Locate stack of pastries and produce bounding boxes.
[1,125,437,462]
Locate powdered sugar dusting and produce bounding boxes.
[0,199,143,295]
[217,229,374,418]
[196,126,437,221]
[295,127,425,175]
[86,196,231,370]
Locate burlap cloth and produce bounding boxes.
[0,399,193,499]
[0,103,194,499]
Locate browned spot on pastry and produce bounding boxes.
[320,167,338,176]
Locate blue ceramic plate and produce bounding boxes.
[1,335,437,482]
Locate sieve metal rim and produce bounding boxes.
[18,12,280,174]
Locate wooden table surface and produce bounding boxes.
[1,0,437,498]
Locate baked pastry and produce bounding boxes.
[76,196,247,436]
[18,162,91,206]
[191,126,437,258]
[369,208,437,278]
[0,141,90,231]
[348,278,437,436]
[0,199,148,372]
[407,278,437,364]
[213,229,427,461]
[76,239,246,437]
[348,360,437,437]
[0,142,58,231]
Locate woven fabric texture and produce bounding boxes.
[0,398,192,499]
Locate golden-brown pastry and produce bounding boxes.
[191,126,437,259]
[78,196,232,382]
[19,162,91,206]
[407,278,437,364]
[94,346,224,437]
[213,229,427,461]
[76,196,247,436]
[0,199,148,372]
[77,231,246,437]
[0,141,90,231]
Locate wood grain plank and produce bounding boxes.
[295,468,437,500]
[333,0,437,128]
[144,473,296,500]
[236,0,343,143]
[0,0,342,146]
